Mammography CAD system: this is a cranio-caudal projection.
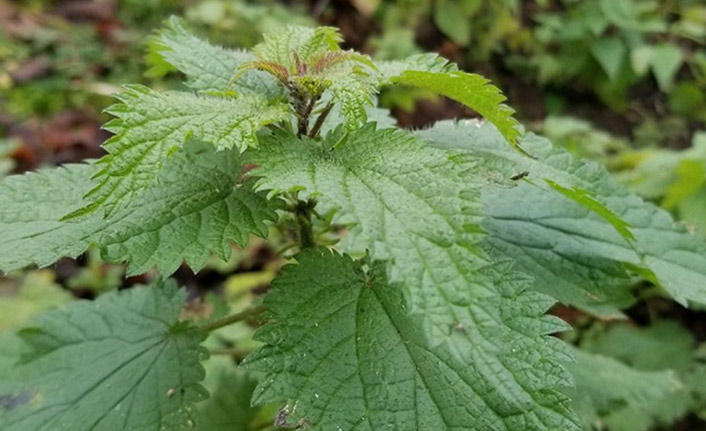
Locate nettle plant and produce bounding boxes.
[3,18,706,431]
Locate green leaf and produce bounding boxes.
[390,71,523,150]
[0,271,73,331]
[0,163,101,271]
[650,43,684,92]
[248,248,577,431]
[566,349,685,431]
[591,37,627,81]
[584,321,695,373]
[249,125,579,430]
[578,321,696,429]
[147,17,282,96]
[71,85,288,217]
[325,64,380,131]
[417,120,706,314]
[196,356,263,431]
[434,0,473,45]
[0,142,277,275]
[242,25,380,131]
[253,26,343,71]
[0,279,208,431]
[544,179,636,244]
[377,53,458,82]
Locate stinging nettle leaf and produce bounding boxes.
[566,348,685,431]
[249,125,579,430]
[252,26,343,72]
[544,179,636,244]
[147,16,282,97]
[0,279,208,431]
[69,85,289,218]
[418,120,706,314]
[0,142,278,275]
[390,70,523,150]
[249,248,577,431]
[376,52,458,82]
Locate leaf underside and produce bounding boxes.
[417,120,706,315]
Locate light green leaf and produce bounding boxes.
[434,0,473,45]
[0,271,73,331]
[417,120,706,313]
[71,85,288,217]
[248,248,576,431]
[584,321,694,373]
[390,70,523,150]
[197,356,263,431]
[544,179,636,244]
[0,279,207,431]
[147,17,282,97]
[99,141,278,275]
[0,142,277,275]
[651,43,684,92]
[252,26,342,71]
[566,349,685,431]
[630,45,653,76]
[249,125,579,430]
[325,65,380,131]
[377,53,458,82]
[591,37,627,81]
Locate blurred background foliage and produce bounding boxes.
[2,1,706,430]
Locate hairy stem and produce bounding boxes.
[199,304,267,333]
[308,102,333,138]
[296,96,318,137]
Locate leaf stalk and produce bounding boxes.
[199,304,267,333]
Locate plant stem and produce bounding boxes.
[199,304,267,333]
[209,346,253,358]
[308,102,333,138]
[297,209,315,248]
[293,198,317,249]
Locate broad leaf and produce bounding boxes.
[249,248,577,431]
[390,71,522,149]
[71,85,288,217]
[147,17,282,97]
[591,37,627,81]
[418,120,706,314]
[650,43,684,92]
[0,163,100,271]
[0,142,277,275]
[580,321,700,429]
[566,349,685,431]
[250,125,579,430]
[0,279,207,431]
[584,321,695,372]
